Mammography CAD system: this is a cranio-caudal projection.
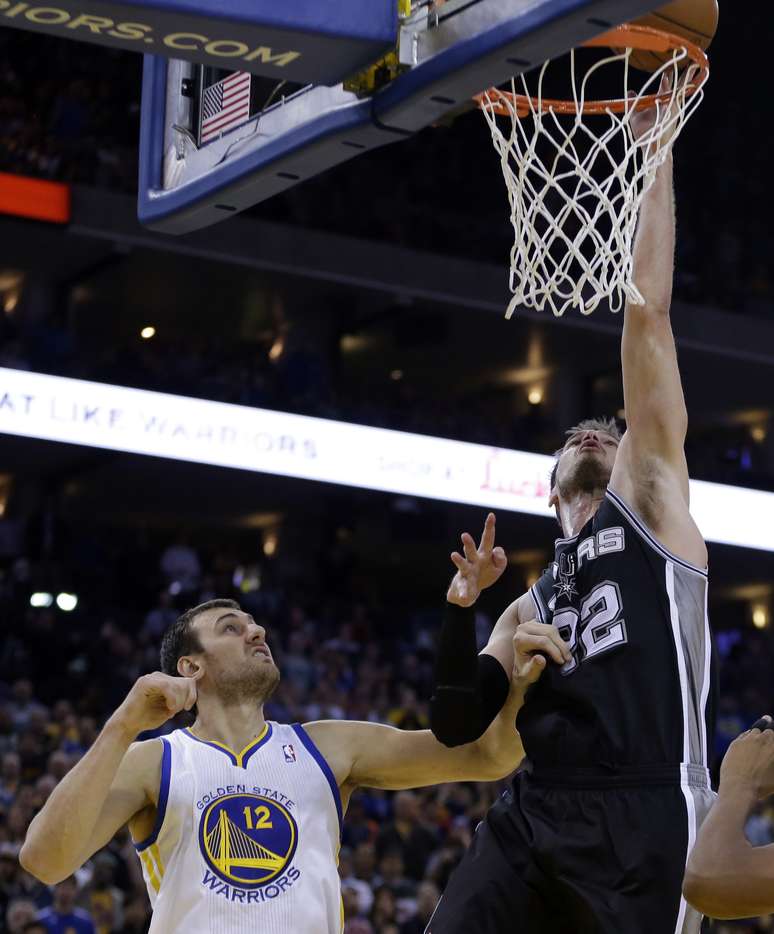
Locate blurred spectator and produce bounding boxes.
[140,591,178,642]
[376,792,438,882]
[160,535,201,595]
[400,880,440,934]
[0,752,21,808]
[6,897,38,934]
[36,877,96,934]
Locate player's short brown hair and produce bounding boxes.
[159,598,240,676]
[549,417,623,491]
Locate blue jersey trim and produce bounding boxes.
[180,723,272,768]
[135,738,171,852]
[291,723,343,839]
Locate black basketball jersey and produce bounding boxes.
[519,487,716,772]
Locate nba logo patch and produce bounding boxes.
[282,744,296,763]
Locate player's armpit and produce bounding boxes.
[20,733,160,884]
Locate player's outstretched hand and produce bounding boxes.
[113,671,201,734]
[513,620,573,685]
[446,512,507,608]
[719,716,774,800]
[629,68,698,153]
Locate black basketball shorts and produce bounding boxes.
[425,766,715,934]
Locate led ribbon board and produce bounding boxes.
[0,366,771,552]
[0,0,397,83]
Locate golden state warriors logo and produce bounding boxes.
[198,793,297,889]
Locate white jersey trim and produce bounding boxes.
[606,488,708,578]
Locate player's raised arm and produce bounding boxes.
[20,672,197,884]
[683,719,774,919]
[618,79,687,481]
[428,513,570,748]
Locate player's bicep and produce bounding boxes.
[78,740,161,862]
[348,724,487,790]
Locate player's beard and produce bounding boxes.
[212,657,281,707]
[558,453,611,499]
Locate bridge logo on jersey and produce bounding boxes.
[198,792,298,890]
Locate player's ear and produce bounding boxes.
[178,656,203,680]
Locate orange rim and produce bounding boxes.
[474,24,709,118]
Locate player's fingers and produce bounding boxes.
[515,631,565,667]
[520,653,546,685]
[184,681,198,711]
[461,533,477,563]
[161,683,185,714]
[479,512,496,553]
[491,546,507,569]
[450,552,469,573]
[518,621,572,663]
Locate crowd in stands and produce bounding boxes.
[1,306,771,493]
[0,510,773,932]
[0,31,139,190]
[2,17,774,319]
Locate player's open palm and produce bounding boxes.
[447,512,507,608]
[115,672,200,734]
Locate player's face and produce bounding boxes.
[195,607,280,701]
[554,429,619,499]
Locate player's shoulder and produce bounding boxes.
[121,735,166,794]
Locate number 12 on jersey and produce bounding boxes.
[243,806,273,830]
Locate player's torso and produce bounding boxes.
[134,722,343,934]
[520,489,715,770]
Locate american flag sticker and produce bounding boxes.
[282,744,296,763]
[199,71,252,145]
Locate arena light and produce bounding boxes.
[1,365,774,552]
[30,592,53,608]
[56,592,78,612]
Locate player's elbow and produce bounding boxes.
[471,738,524,781]
[682,868,717,916]
[682,866,759,920]
[19,841,68,885]
[429,694,486,748]
[480,754,521,782]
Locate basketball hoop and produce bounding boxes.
[475,25,709,318]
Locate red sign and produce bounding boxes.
[0,173,71,224]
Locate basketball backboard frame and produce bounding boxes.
[139,0,666,235]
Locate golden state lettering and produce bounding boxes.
[0,2,302,68]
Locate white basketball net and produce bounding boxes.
[480,45,708,318]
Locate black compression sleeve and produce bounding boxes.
[429,603,510,748]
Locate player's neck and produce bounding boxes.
[558,490,605,539]
[190,700,267,754]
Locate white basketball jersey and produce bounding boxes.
[133,722,344,933]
